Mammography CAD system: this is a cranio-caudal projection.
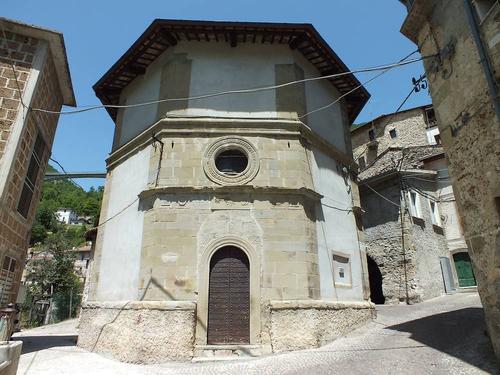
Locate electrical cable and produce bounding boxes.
[25,55,433,116]
[299,67,390,119]
[403,181,456,202]
[48,157,86,191]
[299,49,421,120]
[90,197,140,230]
[363,183,401,207]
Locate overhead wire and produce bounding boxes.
[48,157,86,191]
[24,55,433,116]
[2,22,432,228]
[300,49,421,119]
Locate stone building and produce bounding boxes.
[398,0,500,356]
[79,19,373,363]
[0,18,75,307]
[351,105,475,304]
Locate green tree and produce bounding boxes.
[23,232,82,326]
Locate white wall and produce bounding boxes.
[116,41,348,153]
[119,64,161,146]
[296,52,346,153]
[96,146,151,301]
[426,126,440,145]
[56,209,77,224]
[310,147,364,301]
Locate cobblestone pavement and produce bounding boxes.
[14,293,499,375]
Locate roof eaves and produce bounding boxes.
[93,19,370,123]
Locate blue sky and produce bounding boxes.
[3,0,429,190]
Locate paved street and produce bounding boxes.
[13,293,499,374]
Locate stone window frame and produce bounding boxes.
[203,136,259,186]
[331,251,352,288]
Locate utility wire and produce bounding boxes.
[90,197,140,230]
[25,55,432,116]
[300,50,421,119]
[48,157,86,191]
[299,66,391,119]
[363,183,401,207]
[83,52,427,227]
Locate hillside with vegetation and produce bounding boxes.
[30,165,103,246]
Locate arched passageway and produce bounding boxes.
[207,246,250,344]
[367,255,385,304]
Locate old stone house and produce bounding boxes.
[0,18,75,307]
[351,105,474,304]
[399,0,500,357]
[80,19,373,363]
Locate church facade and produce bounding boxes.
[79,20,373,363]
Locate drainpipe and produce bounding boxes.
[463,0,500,122]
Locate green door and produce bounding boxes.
[453,252,476,287]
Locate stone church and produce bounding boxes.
[79,19,373,363]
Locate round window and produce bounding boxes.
[204,137,259,185]
[215,149,248,176]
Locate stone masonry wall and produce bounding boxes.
[361,170,448,303]
[352,109,430,164]
[0,31,63,305]
[361,180,418,303]
[401,0,500,356]
[149,134,314,191]
[404,178,448,301]
[140,192,319,302]
[0,30,37,163]
[137,133,320,302]
[78,301,196,363]
[269,301,373,351]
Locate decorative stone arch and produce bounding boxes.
[196,236,261,346]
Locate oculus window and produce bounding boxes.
[215,149,248,176]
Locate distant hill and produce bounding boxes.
[30,165,103,245]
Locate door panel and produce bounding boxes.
[207,246,250,344]
[453,252,476,287]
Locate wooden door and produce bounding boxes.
[453,252,476,287]
[207,246,250,344]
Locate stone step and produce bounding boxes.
[193,344,263,362]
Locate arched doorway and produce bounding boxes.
[367,255,385,304]
[207,246,250,344]
[453,252,476,287]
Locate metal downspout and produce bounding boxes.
[463,0,500,122]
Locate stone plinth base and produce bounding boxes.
[0,341,22,375]
[269,300,374,352]
[78,301,196,363]
[78,300,373,363]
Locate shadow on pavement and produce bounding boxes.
[13,335,78,354]
[387,307,499,374]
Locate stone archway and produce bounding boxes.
[207,246,250,344]
[367,255,385,304]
